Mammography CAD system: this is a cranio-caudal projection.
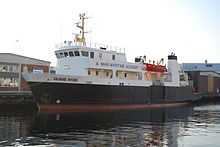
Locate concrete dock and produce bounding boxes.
[0,91,32,103]
[0,91,37,111]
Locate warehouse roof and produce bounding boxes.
[182,63,220,73]
[0,53,50,66]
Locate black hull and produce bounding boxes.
[28,82,195,105]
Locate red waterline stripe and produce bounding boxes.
[38,102,190,113]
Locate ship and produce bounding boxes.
[23,13,196,112]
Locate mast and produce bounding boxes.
[75,13,88,46]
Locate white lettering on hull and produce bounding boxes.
[97,62,142,70]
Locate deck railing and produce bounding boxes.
[55,41,125,54]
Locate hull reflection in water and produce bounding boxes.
[32,106,193,147]
[1,104,220,146]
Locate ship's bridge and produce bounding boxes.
[54,43,127,76]
[54,13,130,76]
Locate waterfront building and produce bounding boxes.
[182,62,220,73]
[182,63,220,94]
[0,53,50,92]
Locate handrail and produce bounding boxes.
[55,42,125,54]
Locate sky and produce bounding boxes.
[0,0,219,66]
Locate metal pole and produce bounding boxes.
[18,64,21,92]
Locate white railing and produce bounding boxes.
[55,41,125,54]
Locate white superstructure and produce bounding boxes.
[24,13,189,88]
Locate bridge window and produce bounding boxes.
[90,52,94,59]
[81,51,89,57]
[59,52,64,58]
[55,53,60,59]
[64,52,68,57]
[74,51,80,56]
[69,51,74,57]
[112,55,115,60]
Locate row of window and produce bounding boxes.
[0,77,18,87]
[87,70,142,80]
[88,70,112,77]
[0,64,19,73]
[56,51,94,59]
[56,51,116,60]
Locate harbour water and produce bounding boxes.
[0,103,220,147]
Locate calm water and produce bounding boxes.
[0,103,220,147]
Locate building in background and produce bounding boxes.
[0,53,50,92]
[182,62,220,95]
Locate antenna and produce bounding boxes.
[74,13,89,46]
